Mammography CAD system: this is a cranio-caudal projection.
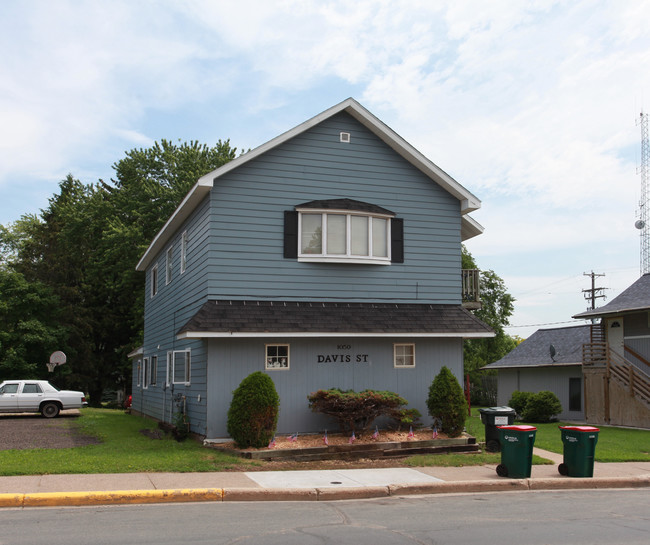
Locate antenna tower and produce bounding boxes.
[636,111,650,275]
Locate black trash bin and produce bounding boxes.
[479,406,516,452]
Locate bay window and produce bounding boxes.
[298,211,390,263]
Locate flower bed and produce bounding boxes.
[206,428,478,461]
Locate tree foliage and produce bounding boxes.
[462,245,518,404]
[0,139,238,401]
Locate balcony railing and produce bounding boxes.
[462,269,481,310]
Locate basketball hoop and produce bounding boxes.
[50,351,67,366]
[47,362,57,373]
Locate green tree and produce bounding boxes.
[462,246,517,404]
[227,371,280,448]
[0,268,66,379]
[2,139,239,402]
[426,366,468,437]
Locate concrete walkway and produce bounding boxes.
[0,448,648,507]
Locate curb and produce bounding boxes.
[0,476,648,508]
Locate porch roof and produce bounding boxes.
[483,325,590,369]
[177,300,494,339]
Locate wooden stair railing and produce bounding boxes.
[607,348,650,406]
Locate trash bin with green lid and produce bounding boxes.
[479,406,516,452]
[495,425,537,478]
[558,425,600,477]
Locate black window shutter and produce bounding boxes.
[391,218,404,263]
[284,211,298,258]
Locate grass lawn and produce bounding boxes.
[0,408,254,476]
[1,408,647,476]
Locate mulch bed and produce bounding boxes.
[0,413,101,451]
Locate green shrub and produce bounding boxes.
[426,366,468,438]
[227,371,280,448]
[508,390,533,416]
[308,388,408,434]
[388,407,422,431]
[521,390,562,423]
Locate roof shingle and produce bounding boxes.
[178,300,494,337]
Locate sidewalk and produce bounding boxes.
[0,448,648,507]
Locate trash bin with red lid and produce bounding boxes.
[558,425,599,477]
[495,425,537,478]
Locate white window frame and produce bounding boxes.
[142,357,150,388]
[180,231,188,274]
[265,344,290,370]
[166,246,173,285]
[150,264,159,297]
[297,209,391,265]
[150,355,157,386]
[167,349,191,385]
[394,343,415,368]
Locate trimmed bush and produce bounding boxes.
[227,371,280,448]
[508,390,533,417]
[521,390,562,423]
[308,389,408,434]
[426,366,468,438]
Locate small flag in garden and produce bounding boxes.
[432,426,438,439]
[323,431,329,445]
[268,436,276,448]
[349,431,356,444]
[372,426,379,440]
[408,426,414,438]
[289,432,298,442]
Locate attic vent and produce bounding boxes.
[340,132,351,143]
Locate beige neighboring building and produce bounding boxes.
[573,274,650,428]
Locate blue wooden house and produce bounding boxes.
[130,98,493,438]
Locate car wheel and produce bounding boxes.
[41,402,60,418]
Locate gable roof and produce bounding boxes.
[483,325,590,369]
[136,98,483,271]
[177,300,495,339]
[573,274,650,319]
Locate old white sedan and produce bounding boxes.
[0,380,87,418]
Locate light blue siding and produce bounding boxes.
[133,112,472,437]
[206,113,462,304]
[206,337,463,438]
[132,195,213,435]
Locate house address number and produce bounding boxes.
[317,345,369,363]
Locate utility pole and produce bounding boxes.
[583,271,606,311]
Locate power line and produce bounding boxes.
[504,319,588,329]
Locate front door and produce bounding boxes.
[607,317,624,357]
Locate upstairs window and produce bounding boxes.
[285,199,403,264]
[180,231,188,274]
[150,265,158,297]
[166,247,173,285]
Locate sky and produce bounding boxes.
[2,0,650,338]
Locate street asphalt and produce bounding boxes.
[0,448,648,507]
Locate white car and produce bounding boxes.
[0,380,87,418]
